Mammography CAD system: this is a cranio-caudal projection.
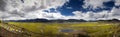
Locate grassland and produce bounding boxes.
[1,22,120,37]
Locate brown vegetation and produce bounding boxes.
[0,27,24,37]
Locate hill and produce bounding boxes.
[5,19,87,23]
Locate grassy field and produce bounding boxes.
[1,22,120,37]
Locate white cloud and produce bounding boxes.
[108,7,120,19]
[70,7,120,20]
[5,0,69,12]
[0,0,120,20]
[83,0,111,9]
[0,0,69,20]
[115,0,120,6]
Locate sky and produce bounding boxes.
[0,0,120,20]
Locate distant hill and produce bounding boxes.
[4,18,120,23]
[98,19,120,23]
[5,19,87,23]
[6,19,50,22]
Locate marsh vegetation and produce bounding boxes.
[0,21,120,37]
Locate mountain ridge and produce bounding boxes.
[3,18,120,23]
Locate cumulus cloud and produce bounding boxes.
[83,0,120,9]
[70,7,120,20]
[70,11,109,20]
[83,0,111,9]
[0,0,120,20]
[0,0,69,20]
[115,0,120,6]
[0,0,6,11]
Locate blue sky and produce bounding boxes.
[48,0,118,16]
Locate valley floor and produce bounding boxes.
[0,22,120,37]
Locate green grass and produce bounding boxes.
[3,22,119,37]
